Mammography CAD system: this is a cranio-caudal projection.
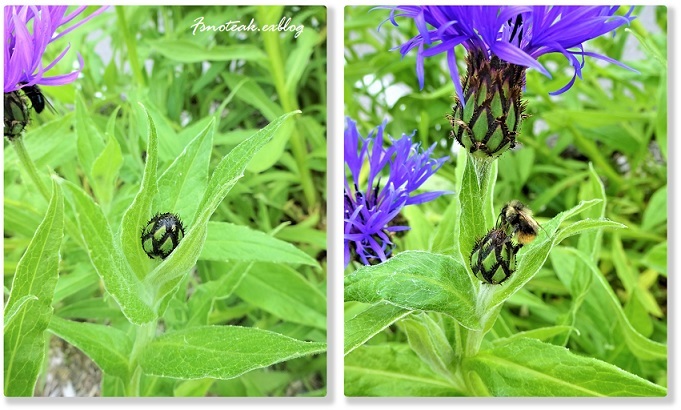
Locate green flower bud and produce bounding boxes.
[141,212,185,259]
[470,228,518,285]
[4,91,30,141]
[449,50,528,158]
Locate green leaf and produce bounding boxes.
[577,163,607,260]
[53,264,100,303]
[63,180,155,324]
[75,92,105,177]
[625,288,654,337]
[3,295,38,328]
[429,187,461,257]
[401,313,456,382]
[148,40,267,63]
[430,149,466,257]
[200,221,318,266]
[3,113,76,171]
[234,263,326,330]
[138,326,326,380]
[101,374,126,397]
[463,338,666,396]
[174,379,215,397]
[459,155,497,263]
[187,261,252,327]
[134,96,180,161]
[563,247,667,361]
[554,219,626,245]
[284,28,319,93]
[402,205,432,252]
[611,234,637,293]
[344,302,411,356]
[120,106,159,281]
[641,185,667,230]
[144,112,300,311]
[492,325,574,346]
[643,241,667,276]
[4,180,63,396]
[3,198,42,238]
[549,165,605,347]
[549,247,593,346]
[345,345,461,397]
[247,118,296,173]
[56,298,123,321]
[153,118,215,228]
[47,316,133,379]
[91,107,123,207]
[344,251,481,330]
[223,74,283,121]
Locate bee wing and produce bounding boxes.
[44,97,57,114]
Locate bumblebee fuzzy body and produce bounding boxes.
[498,200,540,246]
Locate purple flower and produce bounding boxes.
[383,6,636,105]
[344,117,449,267]
[4,6,108,93]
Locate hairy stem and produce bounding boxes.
[12,137,50,200]
[258,6,317,210]
[127,321,157,396]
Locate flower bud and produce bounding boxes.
[470,228,518,284]
[449,50,528,158]
[141,212,185,259]
[4,91,30,141]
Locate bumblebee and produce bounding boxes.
[19,83,54,114]
[497,200,540,246]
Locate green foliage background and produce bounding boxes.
[4,5,327,397]
[344,6,667,396]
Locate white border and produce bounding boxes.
[1,1,678,409]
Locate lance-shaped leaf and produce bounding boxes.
[4,181,63,396]
[463,338,666,396]
[153,118,215,228]
[138,326,326,380]
[345,345,462,397]
[200,221,318,266]
[144,112,301,313]
[344,251,481,330]
[63,180,155,324]
[91,107,123,207]
[458,155,497,264]
[120,106,159,281]
[234,263,326,329]
[564,247,667,361]
[75,92,105,178]
[47,316,133,379]
[344,302,411,356]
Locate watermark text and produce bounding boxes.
[191,16,305,38]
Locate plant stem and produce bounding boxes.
[463,329,484,357]
[116,6,146,87]
[258,6,317,210]
[472,157,496,227]
[126,366,143,397]
[11,136,89,249]
[459,156,499,358]
[11,137,50,200]
[126,321,157,396]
